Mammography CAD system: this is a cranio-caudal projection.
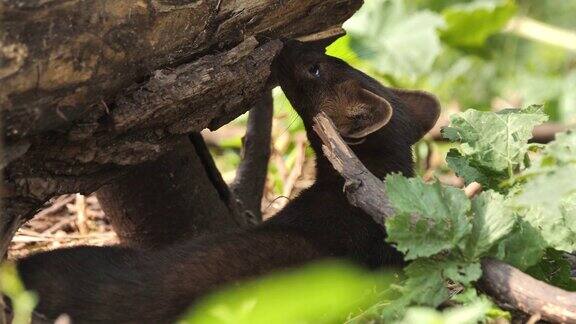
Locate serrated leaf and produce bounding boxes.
[492,220,547,270]
[443,261,482,285]
[403,259,449,307]
[442,106,548,188]
[446,149,504,187]
[400,259,480,311]
[464,191,515,260]
[385,175,471,259]
[503,130,576,251]
[538,130,576,166]
[513,166,576,251]
[440,0,516,48]
[526,249,576,291]
[345,0,444,81]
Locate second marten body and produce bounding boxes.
[17,39,440,323]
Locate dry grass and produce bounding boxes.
[8,194,118,260]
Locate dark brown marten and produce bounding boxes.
[16,39,440,323]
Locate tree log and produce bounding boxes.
[1,0,360,139]
[312,112,576,323]
[1,0,362,257]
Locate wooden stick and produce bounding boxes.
[463,182,482,198]
[429,121,570,144]
[312,111,576,323]
[312,113,394,226]
[480,258,576,323]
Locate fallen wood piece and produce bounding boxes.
[429,121,570,144]
[480,258,576,324]
[2,0,361,140]
[312,113,394,226]
[463,182,482,198]
[2,0,362,259]
[312,112,576,323]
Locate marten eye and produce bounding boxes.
[308,64,320,78]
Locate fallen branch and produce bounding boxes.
[312,112,576,323]
[312,114,394,226]
[231,91,274,224]
[480,258,576,323]
[3,0,363,251]
[429,121,569,144]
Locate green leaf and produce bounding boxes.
[345,0,445,81]
[181,261,397,324]
[446,149,504,188]
[513,165,576,251]
[377,258,483,322]
[508,131,576,251]
[538,130,576,166]
[1,263,37,324]
[464,191,516,260]
[403,259,449,307]
[559,72,576,123]
[395,298,491,324]
[443,261,482,285]
[442,106,548,188]
[526,249,576,291]
[492,220,547,270]
[440,0,516,49]
[385,175,471,259]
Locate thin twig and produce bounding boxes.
[463,182,482,198]
[34,195,76,219]
[75,193,88,235]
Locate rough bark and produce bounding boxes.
[1,0,362,256]
[1,0,361,139]
[312,113,395,226]
[312,112,576,323]
[231,91,273,224]
[480,258,576,324]
[96,136,242,248]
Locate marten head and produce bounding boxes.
[273,39,440,179]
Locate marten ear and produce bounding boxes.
[332,84,393,140]
[390,88,440,140]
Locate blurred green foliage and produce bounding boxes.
[0,263,37,324]
[180,261,401,324]
[327,0,576,122]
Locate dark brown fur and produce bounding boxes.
[16,40,440,323]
